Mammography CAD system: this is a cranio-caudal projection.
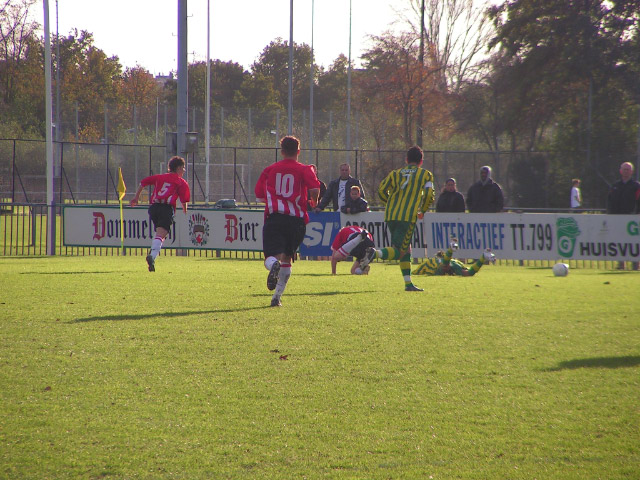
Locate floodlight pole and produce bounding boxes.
[177,0,188,159]
[44,0,55,255]
[205,0,211,203]
[309,0,314,163]
[288,0,294,135]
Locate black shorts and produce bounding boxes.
[148,203,175,231]
[262,213,306,259]
[350,237,375,261]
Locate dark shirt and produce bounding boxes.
[308,180,327,211]
[317,176,365,211]
[341,196,369,214]
[607,179,640,214]
[436,190,466,213]
[466,179,504,213]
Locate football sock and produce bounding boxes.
[264,256,278,271]
[399,252,412,286]
[274,263,291,297]
[150,236,164,260]
[379,247,398,260]
[338,234,365,257]
[469,259,484,275]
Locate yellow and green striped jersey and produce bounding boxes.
[378,165,435,222]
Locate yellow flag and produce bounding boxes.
[117,167,126,201]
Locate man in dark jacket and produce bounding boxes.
[436,178,466,212]
[314,163,365,212]
[607,162,640,270]
[466,166,504,213]
[607,162,640,214]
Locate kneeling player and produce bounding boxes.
[330,225,375,275]
[413,238,496,276]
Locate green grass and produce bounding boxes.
[1,256,638,479]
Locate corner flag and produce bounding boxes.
[117,168,126,253]
[117,167,126,201]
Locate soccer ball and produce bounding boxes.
[552,263,569,277]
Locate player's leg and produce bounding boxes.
[147,204,173,271]
[270,216,306,307]
[262,215,283,292]
[396,222,422,291]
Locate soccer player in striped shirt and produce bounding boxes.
[255,136,320,307]
[130,156,191,272]
[413,238,496,276]
[360,146,434,291]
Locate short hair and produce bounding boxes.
[280,136,300,156]
[572,178,580,184]
[350,185,361,193]
[480,165,492,174]
[168,156,185,172]
[446,178,456,184]
[406,146,423,165]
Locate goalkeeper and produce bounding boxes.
[413,238,496,276]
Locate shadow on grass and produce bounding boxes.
[250,290,372,298]
[71,305,271,323]
[20,271,115,275]
[544,356,640,371]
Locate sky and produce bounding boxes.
[34,0,413,76]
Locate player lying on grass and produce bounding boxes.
[412,238,496,276]
[330,225,375,275]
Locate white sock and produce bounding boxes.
[274,263,291,297]
[150,236,164,259]
[264,256,278,271]
[337,234,365,257]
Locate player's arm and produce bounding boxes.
[255,171,267,203]
[330,250,346,275]
[377,173,393,204]
[419,174,435,213]
[308,188,320,208]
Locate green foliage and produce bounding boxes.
[1,256,639,478]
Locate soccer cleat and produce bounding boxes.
[360,231,368,240]
[270,296,282,307]
[359,247,376,270]
[362,265,370,275]
[405,284,424,292]
[483,249,496,264]
[449,237,459,251]
[146,254,155,272]
[267,260,281,290]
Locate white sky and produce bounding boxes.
[34,0,412,75]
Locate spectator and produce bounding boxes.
[254,136,321,307]
[436,177,466,213]
[330,225,375,275]
[607,162,640,270]
[570,179,582,209]
[467,166,504,213]
[307,164,327,211]
[129,156,191,272]
[360,146,435,291]
[341,185,369,214]
[314,163,365,212]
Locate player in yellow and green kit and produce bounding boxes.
[359,146,435,291]
[413,237,496,276]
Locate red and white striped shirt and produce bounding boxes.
[331,225,373,256]
[255,159,320,224]
[140,172,191,210]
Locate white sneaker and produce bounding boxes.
[483,249,496,264]
[449,237,459,251]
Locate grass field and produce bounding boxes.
[1,255,638,479]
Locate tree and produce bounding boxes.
[251,38,317,110]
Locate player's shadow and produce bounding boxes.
[544,355,640,372]
[20,271,115,275]
[71,305,271,323]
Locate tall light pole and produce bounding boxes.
[43,0,55,255]
[346,0,352,155]
[309,0,315,163]
[177,0,188,159]
[417,0,425,147]
[288,0,294,134]
[205,0,211,203]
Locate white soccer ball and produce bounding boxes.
[552,263,569,277]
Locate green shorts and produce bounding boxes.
[387,220,415,252]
